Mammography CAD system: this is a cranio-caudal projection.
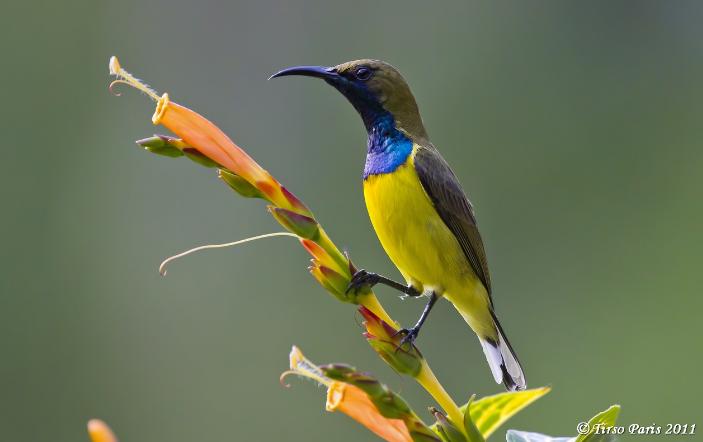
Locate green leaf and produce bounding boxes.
[465,387,550,439]
[574,405,621,442]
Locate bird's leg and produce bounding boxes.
[396,292,438,348]
[346,269,421,297]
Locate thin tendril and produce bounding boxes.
[108,80,129,96]
[158,232,298,276]
[279,371,296,388]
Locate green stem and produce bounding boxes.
[416,361,465,437]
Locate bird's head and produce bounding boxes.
[271,59,427,140]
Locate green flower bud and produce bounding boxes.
[309,262,351,302]
[368,340,423,378]
[318,265,351,297]
[136,135,185,158]
[218,169,265,199]
[269,206,320,239]
[359,306,424,377]
[432,408,467,442]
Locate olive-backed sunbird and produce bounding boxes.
[271,59,526,391]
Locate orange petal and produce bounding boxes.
[87,419,118,442]
[359,306,393,340]
[326,382,412,442]
[152,95,302,212]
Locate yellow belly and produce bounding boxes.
[363,151,493,335]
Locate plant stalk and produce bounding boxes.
[416,361,465,437]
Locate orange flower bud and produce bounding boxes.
[87,419,118,442]
[300,238,347,275]
[359,306,423,377]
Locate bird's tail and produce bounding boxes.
[479,310,526,391]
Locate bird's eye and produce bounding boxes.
[354,67,372,81]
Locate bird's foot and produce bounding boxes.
[345,269,380,294]
[394,327,420,349]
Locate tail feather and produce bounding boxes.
[480,311,526,391]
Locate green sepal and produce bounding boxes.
[371,390,413,419]
[359,307,424,377]
[432,408,467,442]
[183,147,219,168]
[218,169,266,199]
[408,424,443,442]
[321,364,410,419]
[309,266,347,302]
[269,206,320,239]
[136,135,185,158]
[367,339,422,378]
[317,266,350,299]
[321,364,385,398]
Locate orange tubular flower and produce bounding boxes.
[87,419,118,442]
[152,94,309,215]
[326,382,412,442]
[284,346,414,442]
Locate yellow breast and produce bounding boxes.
[363,148,476,295]
[363,147,493,336]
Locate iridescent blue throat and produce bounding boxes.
[363,114,413,179]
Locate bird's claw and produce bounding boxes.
[394,327,420,350]
[345,269,380,294]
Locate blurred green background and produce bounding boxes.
[2,1,702,441]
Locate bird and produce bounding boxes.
[270,60,526,391]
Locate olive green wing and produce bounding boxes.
[413,145,492,296]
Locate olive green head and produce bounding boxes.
[271,59,427,140]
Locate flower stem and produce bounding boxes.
[416,361,465,436]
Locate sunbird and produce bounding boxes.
[271,60,526,391]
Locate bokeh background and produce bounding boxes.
[2,1,702,441]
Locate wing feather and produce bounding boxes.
[413,145,492,297]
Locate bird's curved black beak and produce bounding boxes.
[269,65,339,81]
